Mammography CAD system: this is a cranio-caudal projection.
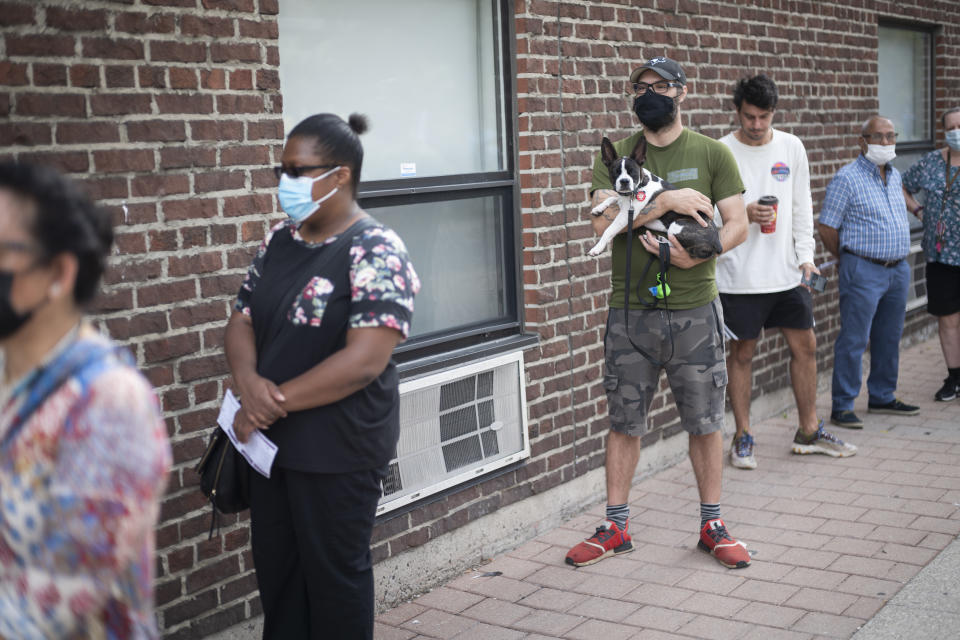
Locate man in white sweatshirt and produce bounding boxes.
[717,75,857,469]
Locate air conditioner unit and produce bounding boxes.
[377,350,530,516]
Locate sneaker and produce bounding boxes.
[830,410,864,429]
[935,377,959,402]
[698,519,750,569]
[730,433,757,470]
[868,398,920,416]
[791,420,857,457]
[565,520,633,567]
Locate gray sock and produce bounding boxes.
[700,502,721,527]
[605,503,629,531]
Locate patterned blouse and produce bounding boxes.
[235,219,421,338]
[0,330,171,639]
[902,149,960,266]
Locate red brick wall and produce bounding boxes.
[513,0,957,480]
[2,1,959,637]
[1,1,281,637]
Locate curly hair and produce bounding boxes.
[0,161,113,305]
[732,74,779,111]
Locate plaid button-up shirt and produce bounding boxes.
[820,154,911,261]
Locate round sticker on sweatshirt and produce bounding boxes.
[771,162,790,182]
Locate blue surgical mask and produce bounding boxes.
[946,130,960,152]
[277,166,341,223]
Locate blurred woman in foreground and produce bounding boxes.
[0,162,171,638]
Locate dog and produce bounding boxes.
[588,136,723,259]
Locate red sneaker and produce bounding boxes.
[565,520,634,567]
[698,519,750,569]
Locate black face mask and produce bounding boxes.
[633,91,678,132]
[0,270,36,339]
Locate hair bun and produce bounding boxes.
[348,113,368,135]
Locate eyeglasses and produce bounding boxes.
[631,80,683,95]
[273,164,338,180]
[0,240,41,255]
[862,132,898,144]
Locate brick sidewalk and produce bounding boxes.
[375,337,960,640]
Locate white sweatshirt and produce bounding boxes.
[716,129,815,294]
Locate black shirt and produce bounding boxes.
[235,219,419,473]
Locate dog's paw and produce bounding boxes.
[587,242,606,256]
[590,206,605,217]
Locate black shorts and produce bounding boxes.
[926,260,960,316]
[719,286,813,340]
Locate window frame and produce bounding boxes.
[354,0,530,372]
[878,19,937,155]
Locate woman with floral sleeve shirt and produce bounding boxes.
[0,162,171,639]
[225,113,419,640]
[903,107,960,402]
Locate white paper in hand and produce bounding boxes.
[217,389,278,478]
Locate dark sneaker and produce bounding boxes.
[698,519,750,569]
[935,377,959,402]
[830,410,864,429]
[791,420,857,457]
[730,433,757,469]
[868,398,920,416]
[565,520,633,567]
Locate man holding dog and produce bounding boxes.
[818,116,920,428]
[717,74,857,469]
[566,57,751,570]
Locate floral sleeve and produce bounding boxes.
[235,220,290,316]
[901,151,930,194]
[349,226,420,339]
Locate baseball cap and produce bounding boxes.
[630,57,687,85]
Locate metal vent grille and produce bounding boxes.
[377,351,530,515]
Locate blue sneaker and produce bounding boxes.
[730,433,757,469]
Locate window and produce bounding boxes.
[878,21,936,309]
[879,24,933,148]
[278,0,523,364]
[880,22,935,183]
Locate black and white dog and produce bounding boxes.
[588,136,723,259]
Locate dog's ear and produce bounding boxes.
[601,137,617,165]
[631,136,647,166]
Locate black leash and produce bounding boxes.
[623,203,675,367]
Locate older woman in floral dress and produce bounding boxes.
[903,106,960,402]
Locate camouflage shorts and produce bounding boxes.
[604,298,727,437]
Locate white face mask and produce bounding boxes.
[864,143,896,166]
[946,129,960,152]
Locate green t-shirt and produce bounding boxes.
[591,128,744,309]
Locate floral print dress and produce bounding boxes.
[0,330,172,639]
[903,149,960,266]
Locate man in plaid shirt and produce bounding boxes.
[818,115,920,428]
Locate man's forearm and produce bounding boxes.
[818,223,840,258]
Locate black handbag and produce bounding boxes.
[194,428,250,539]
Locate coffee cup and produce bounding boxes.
[758,195,778,234]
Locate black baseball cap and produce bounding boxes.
[630,57,687,85]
